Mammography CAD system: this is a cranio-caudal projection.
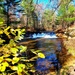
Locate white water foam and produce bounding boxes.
[32,33,57,38]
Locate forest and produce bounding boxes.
[0,0,75,75]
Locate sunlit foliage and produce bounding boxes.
[0,26,45,75]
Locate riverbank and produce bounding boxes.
[59,37,75,75]
[62,38,75,66]
[56,31,75,74]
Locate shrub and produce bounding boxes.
[0,26,45,75]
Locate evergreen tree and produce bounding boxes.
[0,0,23,26]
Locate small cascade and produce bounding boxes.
[24,32,57,39]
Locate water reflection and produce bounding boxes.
[35,38,62,74]
[23,32,62,74]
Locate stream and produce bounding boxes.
[20,31,63,75]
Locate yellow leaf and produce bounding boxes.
[11,48,18,54]
[2,62,9,67]
[10,29,15,35]
[12,57,19,64]
[20,46,27,52]
[0,30,3,34]
[0,64,1,71]
[0,22,3,25]
[4,26,10,38]
[11,66,18,70]
[3,54,10,57]
[0,57,3,63]
[30,70,35,72]
[6,58,11,62]
[18,64,25,69]
[0,18,4,23]
[17,64,25,73]
[9,39,16,47]
[0,65,6,72]
[37,53,45,58]
[0,62,9,72]
[0,38,5,44]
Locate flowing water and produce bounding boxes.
[20,32,63,75]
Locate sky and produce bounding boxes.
[33,0,50,9]
[33,0,60,11]
[33,0,49,5]
[33,0,75,10]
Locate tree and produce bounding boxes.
[0,0,23,26]
[21,0,38,29]
[57,0,75,28]
[42,9,56,31]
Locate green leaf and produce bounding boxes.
[0,18,4,25]
[0,22,3,25]
[11,48,18,54]
[9,39,16,47]
[31,49,41,54]
[31,49,37,54]
[12,57,20,64]
[17,64,25,73]
[18,64,25,69]
[20,46,27,52]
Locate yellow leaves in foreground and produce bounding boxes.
[31,49,45,58]
[0,22,3,25]
[0,62,9,72]
[19,45,27,53]
[10,64,25,74]
[0,18,4,25]
[37,53,45,58]
[12,57,20,64]
[0,30,3,34]
[11,48,18,54]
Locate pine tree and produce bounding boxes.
[0,0,23,26]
